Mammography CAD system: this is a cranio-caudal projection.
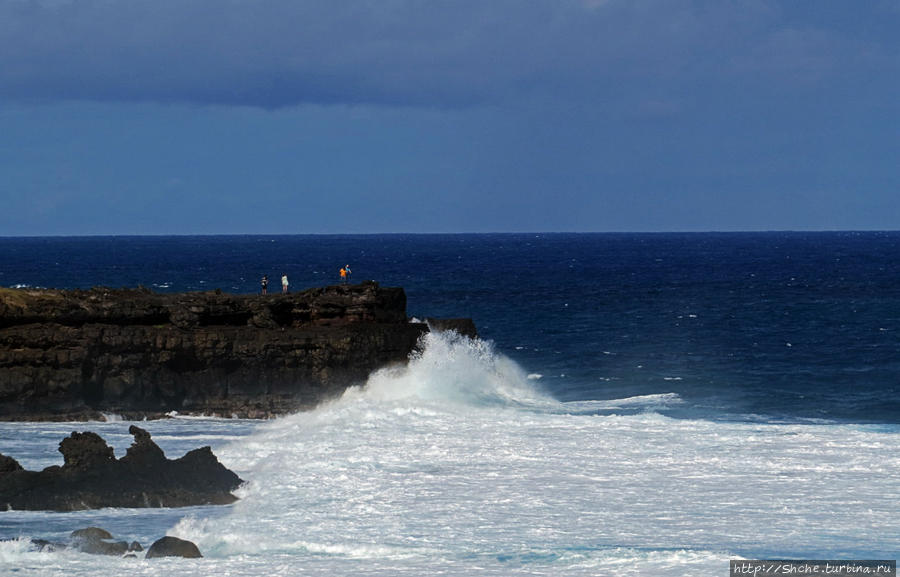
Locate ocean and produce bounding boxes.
[0,232,898,575]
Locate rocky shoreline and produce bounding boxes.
[30,527,203,559]
[0,425,242,511]
[0,282,475,421]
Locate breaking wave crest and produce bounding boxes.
[342,330,556,409]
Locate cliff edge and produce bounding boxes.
[0,282,476,420]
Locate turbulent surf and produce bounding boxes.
[1,233,899,575]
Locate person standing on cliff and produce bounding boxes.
[345,265,351,283]
[261,275,268,295]
[281,273,289,294]
[339,266,347,284]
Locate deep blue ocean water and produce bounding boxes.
[2,232,899,424]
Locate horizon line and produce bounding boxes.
[1,229,899,239]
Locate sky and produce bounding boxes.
[1,0,898,235]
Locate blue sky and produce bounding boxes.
[1,0,898,235]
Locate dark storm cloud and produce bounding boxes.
[3,0,896,109]
[1,0,565,107]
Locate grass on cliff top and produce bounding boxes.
[0,286,63,308]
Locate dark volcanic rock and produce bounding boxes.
[71,527,114,541]
[29,528,145,555]
[145,536,202,559]
[31,538,66,552]
[0,282,473,420]
[70,527,131,556]
[425,318,478,339]
[60,432,115,469]
[0,454,23,474]
[0,426,242,511]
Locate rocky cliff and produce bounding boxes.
[0,282,476,420]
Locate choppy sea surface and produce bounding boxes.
[1,233,898,575]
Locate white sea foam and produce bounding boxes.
[2,331,899,576]
[559,392,686,414]
[341,331,555,408]
[0,537,33,563]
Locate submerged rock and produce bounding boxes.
[70,527,132,556]
[28,528,164,557]
[71,527,114,541]
[30,538,65,553]
[145,536,202,559]
[0,426,242,511]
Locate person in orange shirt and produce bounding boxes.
[339,267,347,284]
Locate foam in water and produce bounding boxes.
[342,331,555,408]
[2,331,899,576]
[174,331,900,574]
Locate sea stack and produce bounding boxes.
[0,282,476,420]
[0,425,242,511]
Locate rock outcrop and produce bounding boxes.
[0,425,242,511]
[0,282,475,420]
[28,526,191,558]
[70,527,142,556]
[145,536,203,559]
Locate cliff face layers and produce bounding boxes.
[0,282,475,420]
